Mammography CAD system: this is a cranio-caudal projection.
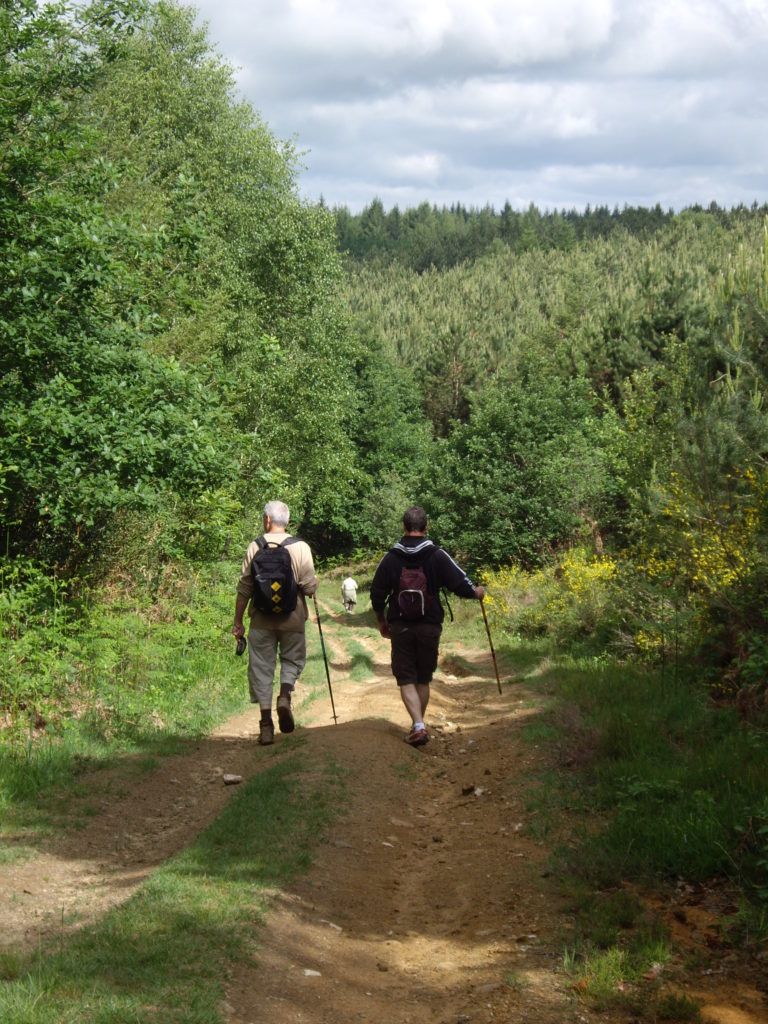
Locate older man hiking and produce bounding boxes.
[341,574,358,612]
[232,500,318,746]
[370,505,484,747]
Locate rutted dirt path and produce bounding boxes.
[1,599,766,1023]
[225,628,574,1024]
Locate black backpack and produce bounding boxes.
[250,536,300,615]
[393,545,438,620]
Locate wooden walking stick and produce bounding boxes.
[480,598,503,694]
[313,594,338,724]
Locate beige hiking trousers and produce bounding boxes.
[247,627,307,708]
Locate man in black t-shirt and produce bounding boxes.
[370,506,484,747]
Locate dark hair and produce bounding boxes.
[402,506,428,532]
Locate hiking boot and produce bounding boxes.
[276,695,295,734]
[258,721,275,746]
[405,726,429,747]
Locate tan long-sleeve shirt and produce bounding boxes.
[236,531,318,631]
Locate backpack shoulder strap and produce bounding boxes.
[390,541,438,560]
[257,535,301,550]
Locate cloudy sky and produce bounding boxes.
[190,0,768,214]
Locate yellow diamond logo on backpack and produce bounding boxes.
[271,581,281,592]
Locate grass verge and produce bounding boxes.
[0,746,343,1023]
[549,658,768,911]
[510,642,767,1013]
[1,560,248,815]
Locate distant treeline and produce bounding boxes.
[333,197,768,271]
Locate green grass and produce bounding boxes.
[505,970,530,992]
[521,652,768,909]
[0,748,343,1023]
[297,624,342,724]
[568,886,650,948]
[342,638,375,682]
[521,768,571,841]
[1,561,250,812]
[561,888,685,1016]
[656,993,702,1021]
[391,759,419,782]
[0,843,35,866]
[520,719,559,744]
[473,634,765,1009]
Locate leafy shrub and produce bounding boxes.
[0,559,75,745]
[480,546,621,650]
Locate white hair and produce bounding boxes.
[264,500,290,527]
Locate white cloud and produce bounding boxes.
[388,152,445,182]
[604,0,768,77]
[191,0,768,211]
[210,0,616,68]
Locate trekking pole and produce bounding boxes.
[312,594,338,724]
[480,598,503,694]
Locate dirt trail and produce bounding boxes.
[225,640,573,1024]
[1,604,766,1023]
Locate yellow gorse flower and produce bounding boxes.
[560,548,617,595]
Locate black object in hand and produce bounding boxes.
[235,635,246,656]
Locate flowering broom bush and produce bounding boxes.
[480,546,620,650]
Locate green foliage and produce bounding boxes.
[3,342,240,564]
[0,555,246,809]
[0,558,73,754]
[424,371,610,567]
[1,0,358,568]
[242,336,359,542]
[0,1,243,564]
[481,548,622,651]
[561,888,681,1016]
[347,338,434,546]
[345,209,768,698]
[85,2,360,542]
[616,221,768,687]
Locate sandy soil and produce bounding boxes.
[1,600,766,1023]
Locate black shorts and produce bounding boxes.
[389,621,442,686]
